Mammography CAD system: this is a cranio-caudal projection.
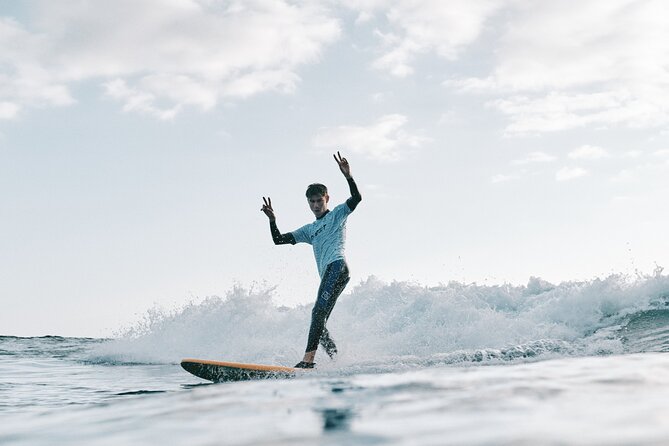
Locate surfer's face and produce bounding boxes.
[308,194,329,218]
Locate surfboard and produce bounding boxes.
[180,358,299,382]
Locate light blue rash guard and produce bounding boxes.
[291,203,352,278]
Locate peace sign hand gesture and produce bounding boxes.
[261,197,276,221]
[334,151,352,179]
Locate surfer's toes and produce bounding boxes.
[294,361,315,369]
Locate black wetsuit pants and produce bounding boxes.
[305,259,350,353]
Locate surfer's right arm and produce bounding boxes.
[261,197,296,245]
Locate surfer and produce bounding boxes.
[261,151,362,368]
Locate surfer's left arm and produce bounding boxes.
[334,151,362,211]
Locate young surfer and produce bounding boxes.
[261,152,362,368]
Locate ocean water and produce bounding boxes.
[2,273,669,445]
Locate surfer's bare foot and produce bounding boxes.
[295,350,316,368]
[294,361,315,369]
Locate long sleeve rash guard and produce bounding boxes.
[269,177,362,246]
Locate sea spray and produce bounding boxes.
[92,286,310,365]
[90,273,669,367]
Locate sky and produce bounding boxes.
[2,0,669,337]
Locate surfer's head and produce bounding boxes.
[306,183,329,218]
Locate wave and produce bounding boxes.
[0,335,103,360]
[89,272,669,367]
[618,308,669,353]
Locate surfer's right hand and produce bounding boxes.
[261,197,276,221]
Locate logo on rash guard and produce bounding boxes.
[314,224,327,237]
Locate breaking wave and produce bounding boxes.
[89,271,669,368]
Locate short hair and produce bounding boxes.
[305,183,328,198]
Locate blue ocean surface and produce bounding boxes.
[2,273,669,445]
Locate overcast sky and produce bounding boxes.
[2,0,668,337]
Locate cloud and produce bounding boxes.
[313,114,431,161]
[343,0,503,77]
[371,91,394,103]
[447,0,669,133]
[0,101,20,119]
[0,17,75,119]
[611,169,638,183]
[511,151,556,165]
[0,0,340,118]
[491,173,520,183]
[103,78,182,120]
[556,166,588,181]
[623,150,644,158]
[485,90,650,134]
[611,157,669,182]
[568,145,609,160]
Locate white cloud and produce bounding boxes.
[343,0,504,77]
[0,17,75,118]
[0,0,340,118]
[371,91,394,103]
[611,158,669,181]
[568,145,609,160]
[448,0,669,133]
[7,0,669,133]
[612,195,636,203]
[313,114,431,161]
[511,151,556,165]
[491,173,519,183]
[104,79,181,120]
[623,150,644,158]
[485,90,665,135]
[0,101,20,119]
[611,169,638,182]
[221,70,301,98]
[556,166,588,181]
[436,109,467,127]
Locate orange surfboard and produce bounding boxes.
[181,358,300,382]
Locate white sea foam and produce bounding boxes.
[91,272,669,366]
